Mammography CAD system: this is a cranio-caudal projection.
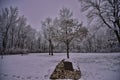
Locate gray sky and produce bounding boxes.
[0,0,87,30]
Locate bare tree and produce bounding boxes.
[0,7,39,56]
[79,0,120,44]
[0,7,19,54]
[54,8,88,58]
[42,18,54,55]
[15,15,27,49]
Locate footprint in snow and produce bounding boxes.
[21,77,24,80]
[3,74,8,77]
[12,75,16,77]
[16,76,21,78]
[35,77,39,79]
[27,76,32,79]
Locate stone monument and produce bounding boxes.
[50,59,81,79]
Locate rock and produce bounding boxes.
[50,59,81,79]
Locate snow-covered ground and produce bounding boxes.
[0,53,120,80]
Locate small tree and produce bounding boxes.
[54,8,88,58]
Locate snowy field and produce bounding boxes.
[0,53,120,80]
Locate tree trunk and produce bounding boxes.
[49,41,51,55]
[51,43,54,56]
[66,40,69,59]
[11,27,14,48]
[114,30,120,45]
[49,39,54,56]
[1,49,4,59]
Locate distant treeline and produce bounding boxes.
[0,6,120,55]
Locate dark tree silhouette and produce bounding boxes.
[79,0,120,44]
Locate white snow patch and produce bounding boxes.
[0,53,120,80]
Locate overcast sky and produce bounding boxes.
[0,0,87,30]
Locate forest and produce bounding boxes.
[0,0,120,57]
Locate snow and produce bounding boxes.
[0,53,120,80]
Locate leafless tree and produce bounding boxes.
[79,0,120,44]
[54,8,88,58]
[42,18,54,55]
[0,7,19,54]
